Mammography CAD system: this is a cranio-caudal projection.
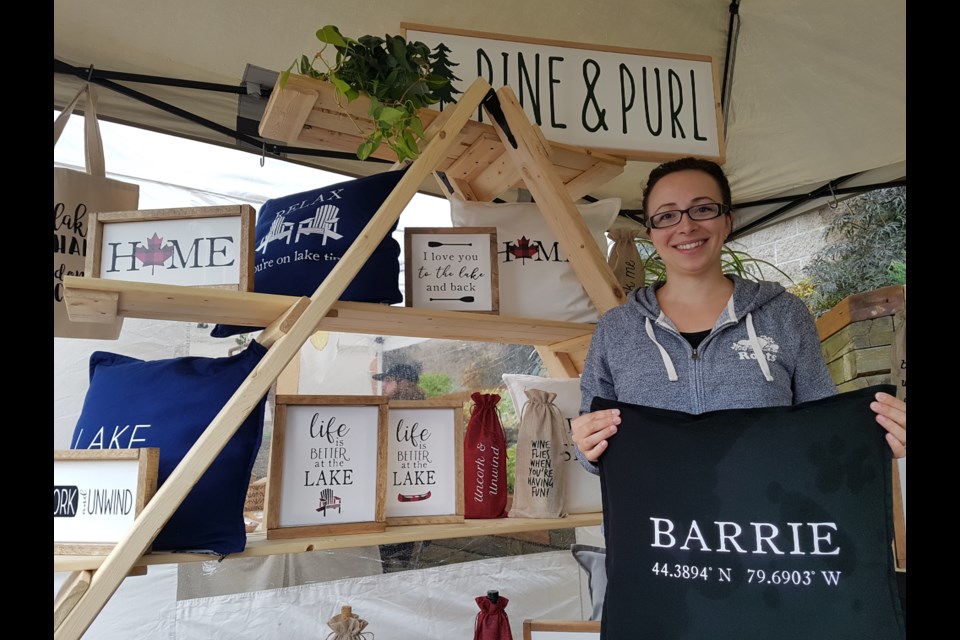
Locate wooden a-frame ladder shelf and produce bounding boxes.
[54,76,628,639]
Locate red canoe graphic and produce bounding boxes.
[398,491,432,502]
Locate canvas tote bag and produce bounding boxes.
[54,82,139,338]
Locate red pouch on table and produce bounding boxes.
[473,594,514,640]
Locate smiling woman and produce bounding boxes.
[570,156,907,470]
[569,157,907,640]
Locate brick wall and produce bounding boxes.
[731,205,839,287]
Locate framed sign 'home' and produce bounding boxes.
[87,204,255,290]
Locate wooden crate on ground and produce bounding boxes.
[816,285,905,393]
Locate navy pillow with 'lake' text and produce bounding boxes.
[593,385,904,640]
[70,342,268,555]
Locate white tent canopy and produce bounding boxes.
[54,3,905,637]
[53,0,906,233]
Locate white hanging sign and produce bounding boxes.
[404,23,725,161]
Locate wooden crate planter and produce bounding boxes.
[259,73,626,203]
[816,285,905,392]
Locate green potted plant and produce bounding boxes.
[283,25,461,162]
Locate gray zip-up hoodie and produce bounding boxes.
[576,275,837,474]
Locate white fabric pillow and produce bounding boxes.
[502,374,602,514]
[450,198,621,323]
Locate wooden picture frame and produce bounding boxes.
[385,399,466,525]
[523,620,601,639]
[266,395,389,539]
[54,449,160,555]
[86,204,255,290]
[404,227,498,313]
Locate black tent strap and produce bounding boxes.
[720,0,741,113]
[734,180,908,211]
[54,58,388,164]
[54,59,259,96]
[729,178,907,240]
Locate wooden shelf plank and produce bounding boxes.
[63,277,596,347]
[54,512,602,572]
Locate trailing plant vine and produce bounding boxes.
[284,25,461,162]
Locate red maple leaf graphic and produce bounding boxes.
[134,233,175,275]
[509,236,538,259]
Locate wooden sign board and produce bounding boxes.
[386,399,466,525]
[523,620,600,640]
[54,449,159,555]
[87,205,255,289]
[267,396,389,539]
[403,23,724,162]
[404,227,498,313]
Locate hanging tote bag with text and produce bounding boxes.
[54,82,140,338]
[464,392,509,519]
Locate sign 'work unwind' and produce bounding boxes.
[54,449,159,555]
[404,23,724,161]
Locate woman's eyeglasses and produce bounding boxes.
[646,203,730,229]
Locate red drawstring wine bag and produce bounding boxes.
[474,595,514,640]
[464,392,509,519]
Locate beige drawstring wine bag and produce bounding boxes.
[54,83,139,338]
[509,388,566,518]
[606,227,644,296]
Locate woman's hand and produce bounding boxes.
[571,408,621,462]
[871,391,906,458]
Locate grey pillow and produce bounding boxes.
[571,543,607,620]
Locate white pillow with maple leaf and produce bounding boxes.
[449,198,620,323]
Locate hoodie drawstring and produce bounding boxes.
[644,310,774,384]
[745,312,774,382]
[645,317,679,381]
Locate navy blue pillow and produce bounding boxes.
[70,342,268,555]
[594,385,904,640]
[211,168,407,337]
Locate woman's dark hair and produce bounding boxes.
[641,157,733,222]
